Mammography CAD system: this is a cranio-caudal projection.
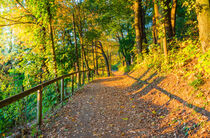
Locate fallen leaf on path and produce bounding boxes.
[69,117,76,122]
[159,115,165,119]
[152,110,157,114]
[120,106,125,108]
[122,118,128,120]
[129,98,134,101]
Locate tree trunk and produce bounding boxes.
[109,52,112,73]
[163,23,168,61]
[171,0,177,36]
[141,5,147,44]
[98,41,111,77]
[126,60,131,67]
[152,17,158,44]
[77,27,90,70]
[72,13,81,86]
[162,0,173,39]
[47,5,57,77]
[134,0,143,54]
[76,4,90,70]
[196,0,210,52]
[40,27,50,78]
[106,49,110,71]
[92,41,96,71]
[160,0,169,61]
[153,0,160,44]
[47,3,59,93]
[95,41,99,75]
[82,44,90,70]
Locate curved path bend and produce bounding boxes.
[41,71,203,137]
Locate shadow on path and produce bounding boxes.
[126,70,210,121]
[92,76,124,83]
[41,68,209,137]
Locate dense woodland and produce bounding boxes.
[0,0,209,136]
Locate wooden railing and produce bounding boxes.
[0,69,100,128]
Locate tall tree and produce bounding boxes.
[72,13,81,86]
[161,0,173,39]
[98,41,111,77]
[141,2,147,44]
[160,0,170,60]
[76,5,90,70]
[153,0,160,44]
[171,0,177,36]
[196,0,210,52]
[95,41,99,75]
[47,1,60,93]
[134,0,143,54]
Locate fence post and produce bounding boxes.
[71,74,74,95]
[97,69,99,77]
[78,72,81,87]
[102,67,104,76]
[82,71,85,85]
[61,78,64,104]
[91,70,93,81]
[37,87,43,128]
[88,71,90,82]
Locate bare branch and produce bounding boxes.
[0,22,35,27]
[15,0,37,21]
[0,15,35,24]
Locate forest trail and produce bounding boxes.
[41,69,209,137]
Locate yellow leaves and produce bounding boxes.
[69,117,76,122]
[159,115,165,119]
[129,98,134,101]
[32,46,40,54]
[152,110,157,114]
[108,124,114,127]
[120,105,125,109]
[122,118,128,121]
[132,105,136,108]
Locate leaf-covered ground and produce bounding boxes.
[41,68,209,137]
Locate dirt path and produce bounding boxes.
[41,71,209,137]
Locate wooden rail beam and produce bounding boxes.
[0,70,94,109]
[0,68,106,133]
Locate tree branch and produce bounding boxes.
[15,0,37,21]
[0,15,35,24]
[0,22,35,27]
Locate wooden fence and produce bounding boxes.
[0,69,101,128]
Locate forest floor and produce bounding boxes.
[41,68,209,137]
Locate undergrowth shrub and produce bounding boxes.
[111,62,120,71]
[189,73,205,89]
[118,62,134,74]
[195,49,210,75]
[135,39,209,78]
[190,78,204,89]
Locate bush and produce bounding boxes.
[111,62,121,71]
[190,78,204,89]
